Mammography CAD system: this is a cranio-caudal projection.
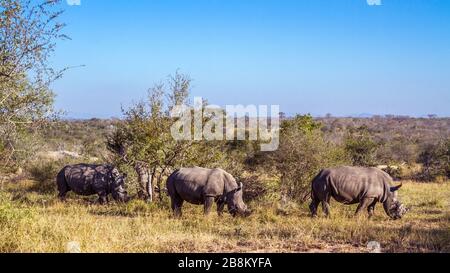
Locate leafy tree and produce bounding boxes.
[344,126,378,167]
[107,72,232,202]
[376,140,418,165]
[267,115,349,203]
[418,139,450,181]
[0,0,66,168]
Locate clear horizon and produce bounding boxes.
[51,0,450,119]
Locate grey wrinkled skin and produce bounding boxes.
[57,164,129,204]
[166,167,251,217]
[310,166,408,220]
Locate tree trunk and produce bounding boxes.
[151,167,159,202]
[135,162,152,202]
[157,168,165,202]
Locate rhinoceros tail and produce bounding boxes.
[165,170,178,197]
[310,169,325,199]
[312,169,324,182]
[56,167,70,197]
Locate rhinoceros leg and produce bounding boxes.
[171,197,184,218]
[322,200,331,218]
[58,192,68,202]
[58,186,69,202]
[204,197,215,216]
[57,174,69,201]
[355,198,375,217]
[217,200,226,216]
[367,199,377,219]
[97,192,109,205]
[309,197,320,218]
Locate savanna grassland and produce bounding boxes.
[0,178,448,253]
[1,117,449,253]
[1,0,449,255]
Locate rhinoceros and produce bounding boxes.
[166,167,251,217]
[310,166,408,220]
[57,164,129,204]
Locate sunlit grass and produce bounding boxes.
[0,180,448,253]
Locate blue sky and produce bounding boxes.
[51,0,450,118]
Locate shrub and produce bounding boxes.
[26,159,75,193]
[384,166,403,181]
[267,115,350,203]
[344,126,378,167]
[0,0,66,169]
[28,161,60,184]
[0,194,35,252]
[240,175,268,203]
[417,139,450,181]
[0,198,35,227]
[107,72,247,201]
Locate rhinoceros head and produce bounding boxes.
[226,183,251,217]
[111,171,130,203]
[383,183,408,220]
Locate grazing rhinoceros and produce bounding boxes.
[57,164,129,204]
[310,166,408,220]
[166,167,251,217]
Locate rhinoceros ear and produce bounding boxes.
[238,182,243,191]
[390,183,403,192]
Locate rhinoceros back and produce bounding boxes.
[63,164,114,196]
[167,167,233,204]
[313,166,392,204]
[173,167,211,185]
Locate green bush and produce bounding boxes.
[418,139,450,181]
[28,161,60,183]
[27,159,75,193]
[241,175,268,203]
[0,198,35,227]
[344,126,378,167]
[267,115,350,203]
[0,194,35,252]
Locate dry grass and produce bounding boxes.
[0,179,449,253]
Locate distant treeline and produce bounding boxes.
[41,116,449,178]
[41,116,449,163]
[318,116,449,164]
[2,114,448,205]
